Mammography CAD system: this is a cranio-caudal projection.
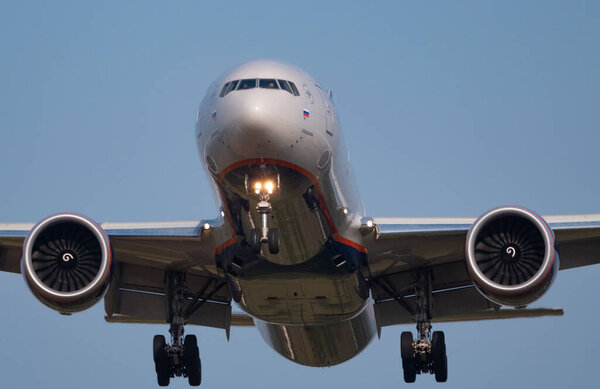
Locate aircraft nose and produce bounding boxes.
[219,93,296,157]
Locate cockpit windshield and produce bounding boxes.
[259,79,279,89]
[277,79,292,93]
[238,79,257,90]
[219,78,300,97]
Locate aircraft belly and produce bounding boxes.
[255,303,376,367]
[231,262,369,325]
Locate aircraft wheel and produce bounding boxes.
[400,332,413,360]
[153,335,170,386]
[402,360,417,383]
[249,229,261,254]
[400,332,416,383]
[268,228,279,254]
[435,354,448,382]
[432,331,447,382]
[431,331,445,364]
[184,335,202,386]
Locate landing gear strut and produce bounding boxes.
[399,269,448,383]
[153,272,203,386]
[248,173,280,255]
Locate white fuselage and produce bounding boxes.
[195,60,376,366]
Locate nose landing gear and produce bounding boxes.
[249,200,279,254]
[247,174,280,255]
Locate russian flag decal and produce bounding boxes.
[303,109,310,118]
[211,111,217,120]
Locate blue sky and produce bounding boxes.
[0,1,599,387]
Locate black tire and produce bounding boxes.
[268,228,280,254]
[435,354,448,383]
[431,331,446,364]
[153,335,170,386]
[401,332,416,383]
[403,361,417,383]
[184,335,202,386]
[432,331,447,383]
[400,331,414,361]
[250,228,261,254]
[184,334,197,349]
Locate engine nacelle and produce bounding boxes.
[21,213,112,313]
[465,206,559,307]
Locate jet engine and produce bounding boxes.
[21,213,112,313]
[465,206,559,307]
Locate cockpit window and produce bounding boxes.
[259,79,279,89]
[289,81,300,96]
[238,79,257,90]
[219,78,300,97]
[277,79,292,94]
[224,80,238,95]
[219,82,230,97]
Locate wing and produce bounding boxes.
[363,214,600,330]
[0,219,237,332]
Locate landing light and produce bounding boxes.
[366,220,374,228]
[265,181,274,194]
[253,180,277,195]
[203,223,210,230]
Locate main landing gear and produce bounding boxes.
[153,272,220,386]
[401,327,447,383]
[153,334,201,386]
[376,269,448,382]
[399,269,448,383]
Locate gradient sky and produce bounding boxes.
[1,1,599,388]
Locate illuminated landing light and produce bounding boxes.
[251,179,278,195]
[366,220,374,228]
[220,211,225,218]
[265,181,274,194]
[343,208,348,215]
[203,223,211,230]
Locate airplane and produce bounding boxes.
[1,59,599,386]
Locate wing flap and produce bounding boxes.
[0,223,32,274]
[374,286,495,327]
[375,284,563,328]
[105,261,231,329]
[0,237,23,274]
[105,289,232,329]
